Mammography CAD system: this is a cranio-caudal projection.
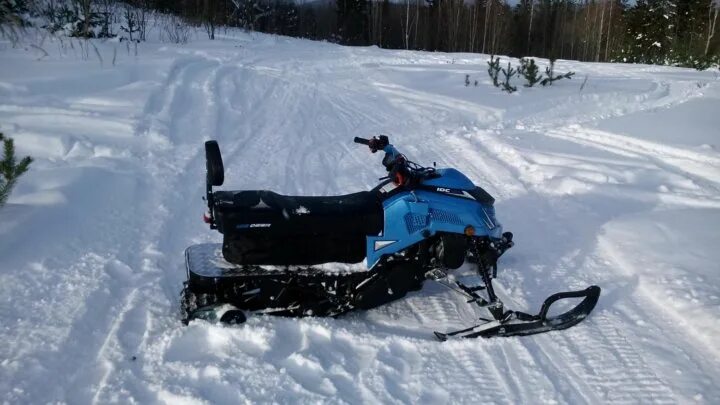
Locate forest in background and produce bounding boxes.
[2,0,719,68]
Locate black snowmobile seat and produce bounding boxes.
[212,190,384,265]
[214,190,376,215]
[213,190,382,231]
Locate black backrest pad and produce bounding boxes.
[205,141,224,186]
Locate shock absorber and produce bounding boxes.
[471,238,505,320]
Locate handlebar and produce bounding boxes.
[354,134,400,169]
[353,135,434,185]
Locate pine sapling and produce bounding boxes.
[541,58,575,86]
[541,58,556,85]
[487,55,501,87]
[0,133,33,207]
[519,58,542,87]
[501,62,517,93]
[559,71,575,80]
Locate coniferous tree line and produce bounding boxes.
[3,0,719,68]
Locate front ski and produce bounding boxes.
[435,286,600,340]
[435,237,600,340]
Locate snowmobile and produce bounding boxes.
[181,136,600,339]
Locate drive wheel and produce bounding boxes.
[436,234,466,269]
[220,309,247,325]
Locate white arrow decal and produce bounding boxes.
[374,240,397,251]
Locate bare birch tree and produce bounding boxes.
[403,0,410,49]
[483,0,492,54]
[707,0,719,55]
[527,0,534,55]
[596,0,605,61]
[605,0,614,61]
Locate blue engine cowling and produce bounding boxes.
[366,167,502,267]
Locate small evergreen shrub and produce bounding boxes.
[41,2,112,38]
[518,58,543,87]
[0,133,33,207]
[501,62,517,93]
[0,0,31,43]
[541,59,575,86]
[487,55,501,87]
[0,0,30,26]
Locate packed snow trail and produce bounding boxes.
[1,32,719,404]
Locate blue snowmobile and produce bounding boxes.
[182,136,600,339]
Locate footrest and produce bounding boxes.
[457,283,486,293]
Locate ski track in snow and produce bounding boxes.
[1,32,720,404]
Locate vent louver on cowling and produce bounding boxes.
[404,209,462,233]
[404,213,428,233]
[429,208,462,225]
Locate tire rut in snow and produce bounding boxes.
[443,344,516,403]
[537,313,676,403]
[543,126,720,195]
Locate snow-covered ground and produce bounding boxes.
[1,30,719,404]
